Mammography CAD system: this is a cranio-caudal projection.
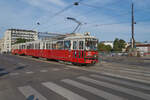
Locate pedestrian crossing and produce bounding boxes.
[18,74,150,100]
[77,76,150,100]
[62,79,124,100]
[42,82,87,100]
[18,86,47,100]
[90,74,150,90]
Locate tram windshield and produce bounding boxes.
[85,38,98,51]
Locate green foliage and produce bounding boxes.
[113,38,126,51]
[14,38,29,44]
[98,43,112,52]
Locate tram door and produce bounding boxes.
[72,41,78,62]
[72,40,84,63]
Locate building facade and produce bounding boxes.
[0,38,4,53]
[100,41,114,48]
[2,29,38,53]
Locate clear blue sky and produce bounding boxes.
[0,0,150,42]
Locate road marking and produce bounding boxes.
[64,68,70,70]
[42,82,87,100]
[18,86,47,100]
[119,70,150,77]
[90,74,150,90]
[9,72,19,76]
[17,55,150,84]
[62,79,125,100]
[18,63,26,66]
[100,72,150,84]
[40,70,48,73]
[25,71,34,74]
[123,68,150,75]
[78,76,150,100]
[52,68,60,71]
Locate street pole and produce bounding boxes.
[131,3,135,48]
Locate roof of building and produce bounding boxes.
[7,29,37,33]
[136,44,150,47]
[100,41,113,43]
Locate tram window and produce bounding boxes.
[21,45,22,49]
[57,41,64,50]
[85,39,97,50]
[49,43,51,49]
[38,43,39,49]
[43,42,45,49]
[26,45,28,49]
[22,45,24,49]
[35,43,38,49]
[73,41,77,50]
[29,44,31,49]
[46,43,49,49]
[64,40,71,50]
[79,41,84,50]
[31,43,34,49]
[52,43,56,49]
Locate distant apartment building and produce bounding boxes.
[2,29,38,53]
[100,41,114,48]
[0,38,4,53]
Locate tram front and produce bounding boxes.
[84,38,98,64]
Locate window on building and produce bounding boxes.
[7,44,9,49]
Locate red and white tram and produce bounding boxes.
[12,33,98,65]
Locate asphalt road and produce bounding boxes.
[0,54,150,100]
[101,56,150,67]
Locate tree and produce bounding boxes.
[113,38,126,52]
[105,45,112,52]
[14,38,29,44]
[98,43,112,52]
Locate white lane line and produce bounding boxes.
[42,82,87,100]
[25,71,34,74]
[9,72,19,76]
[119,70,150,77]
[91,74,150,90]
[18,86,47,100]
[123,68,150,74]
[52,68,60,71]
[18,63,26,66]
[78,76,150,100]
[101,72,150,84]
[61,79,125,100]
[64,68,70,70]
[40,70,48,73]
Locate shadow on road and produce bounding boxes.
[14,66,26,70]
[0,68,9,77]
[0,68,5,71]
[27,95,39,100]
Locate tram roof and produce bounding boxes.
[64,33,97,40]
[13,33,98,45]
[39,33,97,41]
